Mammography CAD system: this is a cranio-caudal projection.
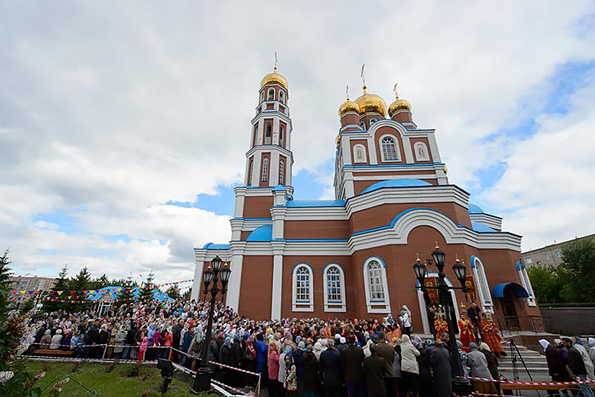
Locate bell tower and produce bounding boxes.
[244,60,294,192]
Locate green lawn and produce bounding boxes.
[22,360,209,397]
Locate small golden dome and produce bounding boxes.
[335,134,341,145]
[339,100,359,116]
[355,88,387,116]
[261,67,288,89]
[388,99,411,116]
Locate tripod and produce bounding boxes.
[510,339,541,396]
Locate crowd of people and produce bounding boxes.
[19,298,595,397]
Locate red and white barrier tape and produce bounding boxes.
[211,378,251,396]
[466,376,595,386]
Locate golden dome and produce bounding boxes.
[388,99,411,116]
[339,100,359,116]
[335,133,341,145]
[261,67,288,89]
[355,88,387,116]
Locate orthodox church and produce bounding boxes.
[190,65,541,333]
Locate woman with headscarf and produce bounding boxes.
[49,328,63,350]
[573,337,594,380]
[400,334,420,396]
[479,342,500,394]
[467,342,497,394]
[456,340,469,378]
[284,352,298,397]
[301,344,319,397]
[399,306,412,337]
[219,337,234,384]
[540,339,572,382]
[589,338,595,368]
[189,326,203,371]
[268,341,282,397]
[113,325,127,359]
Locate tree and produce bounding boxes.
[0,250,43,396]
[166,285,180,300]
[91,274,111,289]
[560,237,595,302]
[139,271,155,304]
[43,264,69,312]
[527,265,565,303]
[67,266,93,311]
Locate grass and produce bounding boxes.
[22,360,213,397]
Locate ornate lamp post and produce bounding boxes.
[191,255,231,394]
[413,244,471,395]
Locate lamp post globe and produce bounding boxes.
[413,258,426,282]
[452,259,467,286]
[211,255,223,272]
[431,244,446,273]
[220,264,232,284]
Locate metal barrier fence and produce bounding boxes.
[496,315,546,334]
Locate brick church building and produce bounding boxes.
[190,65,541,333]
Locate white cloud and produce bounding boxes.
[0,0,594,280]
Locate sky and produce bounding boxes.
[1,1,595,284]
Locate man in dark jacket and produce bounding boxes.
[363,343,386,397]
[376,332,396,397]
[342,335,365,397]
[564,338,588,379]
[172,319,183,363]
[429,339,452,397]
[319,339,344,397]
[301,345,320,397]
[541,339,572,381]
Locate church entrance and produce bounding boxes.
[501,286,520,330]
[417,272,460,335]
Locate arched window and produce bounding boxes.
[260,91,264,103]
[279,91,285,104]
[261,157,269,182]
[370,118,377,124]
[363,257,391,313]
[323,264,346,312]
[471,256,493,312]
[265,123,272,144]
[279,158,285,185]
[279,125,285,147]
[247,158,254,186]
[292,264,313,312]
[267,88,275,101]
[252,123,258,146]
[359,121,366,129]
[381,136,399,161]
[517,260,536,306]
[414,142,430,161]
[353,144,367,163]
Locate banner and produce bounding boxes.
[465,275,478,303]
[424,277,439,305]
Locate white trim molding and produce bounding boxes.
[292,263,314,312]
[363,257,391,314]
[323,263,347,312]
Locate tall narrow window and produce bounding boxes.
[363,257,391,313]
[323,264,346,312]
[279,125,285,147]
[293,264,314,312]
[265,124,272,144]
[261,157,269,182]
[279,158,285,185]
[260,91,264,103]
[268,88,275,101]
[367,261,385,301]
[252,123,258,146]
[381,136,399,161]
[471,256,493,312]
[247,158,254,186]
[279,91,285,104]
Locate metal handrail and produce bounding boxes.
[496,315,545,334]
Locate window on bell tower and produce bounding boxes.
[279,91,285,104]
[262,157,269,182]
[268,88,275,101]
[279,158,285,185]
[247,158,254,186]
[265,123,272,145]
[279,125,285,147]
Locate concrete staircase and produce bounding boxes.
[499,340,550,382]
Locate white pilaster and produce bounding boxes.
[191,249,207,301]
[270,241,286,320]
[226,253,244,311]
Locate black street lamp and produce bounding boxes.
[413,245,471,395]
[191,256,231,394]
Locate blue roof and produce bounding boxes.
[86,286,173,302]
[286,200,346,207]
[202,243,231,250]
[246,225,273,241]
[468,203,484,214]
[471,221,496,233]
[361,179,432,194]
[493,283,529,298]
